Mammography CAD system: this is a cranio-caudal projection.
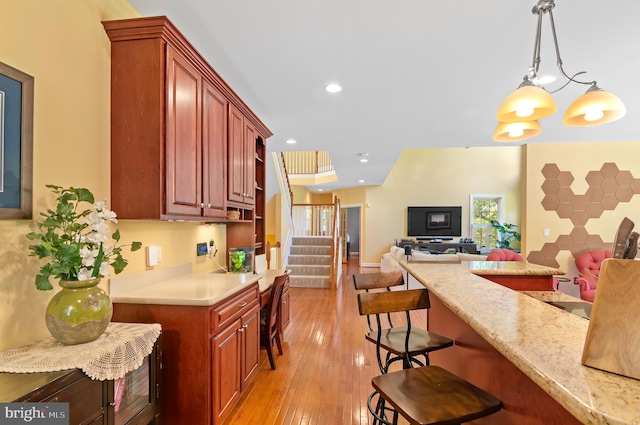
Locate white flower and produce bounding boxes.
[77,267,92,281]
[100,207,118,224]
[94,200,106,211]
[99,261,110,277]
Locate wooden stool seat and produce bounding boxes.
[366,327,453,358]
[353,271,405,291]
[371,365,502,425]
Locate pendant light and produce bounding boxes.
[493,120,542,143]
[494,0,625,142]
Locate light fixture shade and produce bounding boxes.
[563,88,626,127]
[496,85,557,122]
[493,120,542,142]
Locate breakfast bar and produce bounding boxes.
[401,260,640,425]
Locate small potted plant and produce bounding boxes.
[490,220,521,250]
[26,185,142,344]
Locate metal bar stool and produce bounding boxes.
[353,272,453,373]
[358,289,502,425]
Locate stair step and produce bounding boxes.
[292,236,332,246]
[288,255,332,265]
[290,246,331,255]
[288,265,331,276]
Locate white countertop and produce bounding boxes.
[401,260,640,425]
[109,263,286,306]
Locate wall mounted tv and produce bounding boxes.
[407,206,462,237]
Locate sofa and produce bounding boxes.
[381,245,487,273]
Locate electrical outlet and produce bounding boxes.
[146,246,159,267]
[208,239,215,254]
[197,242,208,256]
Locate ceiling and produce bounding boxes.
[127,0,640,194]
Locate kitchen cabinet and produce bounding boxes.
[3,338,161,425]
[228,104,255,207]
[103,16,270,222]
[112,282,260,425]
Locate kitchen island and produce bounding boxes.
[401,260,640,425]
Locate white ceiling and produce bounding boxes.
[127,0,640,193]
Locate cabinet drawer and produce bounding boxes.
[211,285,259,334]
[42,372,105,425]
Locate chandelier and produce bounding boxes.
[493,0,626,142]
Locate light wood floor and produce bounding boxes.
[222,258,421,425]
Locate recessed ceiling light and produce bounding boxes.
[357,152,369,157]
[318,188,324,192]
[285,139,297,144]
[325,83,342,93]
[358,179,365,183]
[360,158,368,163]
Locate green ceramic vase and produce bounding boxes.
[45,278,113,345]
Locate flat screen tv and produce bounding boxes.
[407,206,462,237]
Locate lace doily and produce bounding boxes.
[0,322,161,381]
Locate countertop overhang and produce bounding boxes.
[109,264,285,306]
[401,260,640,425]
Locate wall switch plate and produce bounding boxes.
[197,242,208,256]
[146,246,159,267]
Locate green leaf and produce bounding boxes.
[92,244,105,278]
[74,187,95,204]
[112,229,121,242]
[35,274,53,291]
[131,241,142,251]
[111,256,128,275]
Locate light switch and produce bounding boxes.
[146,246,159,267]
[543,228,550,237]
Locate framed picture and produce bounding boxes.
[0,61,33,219]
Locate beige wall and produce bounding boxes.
[0,0,227,351]
[349,147,523,265]
[524,141,640,280]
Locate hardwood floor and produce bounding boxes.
[222,257,421,425]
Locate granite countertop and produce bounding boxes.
[401,260,640,425]
[467,260,564,276]
[109,264,287,306]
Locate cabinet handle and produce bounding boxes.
[243,324,249,329]
[238,302,248,308]
[238,327,244,333]
[206,203,212,208]
[109,402,116,407]
[199,203,205,208]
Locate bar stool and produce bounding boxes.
[358,289,502,425]
[353,271,453,372]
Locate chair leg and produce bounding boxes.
[274,331,284,355]
[266,337,276,370]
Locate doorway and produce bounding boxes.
[341,205,362,264]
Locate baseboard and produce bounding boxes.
[361,262,381,268]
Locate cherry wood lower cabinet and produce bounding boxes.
[4,338,161,425]
[112,283,260,425]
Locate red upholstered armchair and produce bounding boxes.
[486,249,524,261]
[574,250,612,302]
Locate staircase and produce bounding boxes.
[288,236,332,288]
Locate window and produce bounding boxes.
[470,195,504,250]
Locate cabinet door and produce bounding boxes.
[241,304,260,388]
[165,45,203,217]
[228,104,245,204]
[212,318,242,424]
[242,119,256,206]
[202,80,228,218]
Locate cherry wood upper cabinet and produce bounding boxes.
[103,16,271,221]
[228,104,256,207]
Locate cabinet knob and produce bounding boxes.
[239,327,244,333]
[199,203,205,208]
[207,203,212,208]
[243,324,249,329]
[238,302,248,308]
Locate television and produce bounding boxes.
[407,206,462,237]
